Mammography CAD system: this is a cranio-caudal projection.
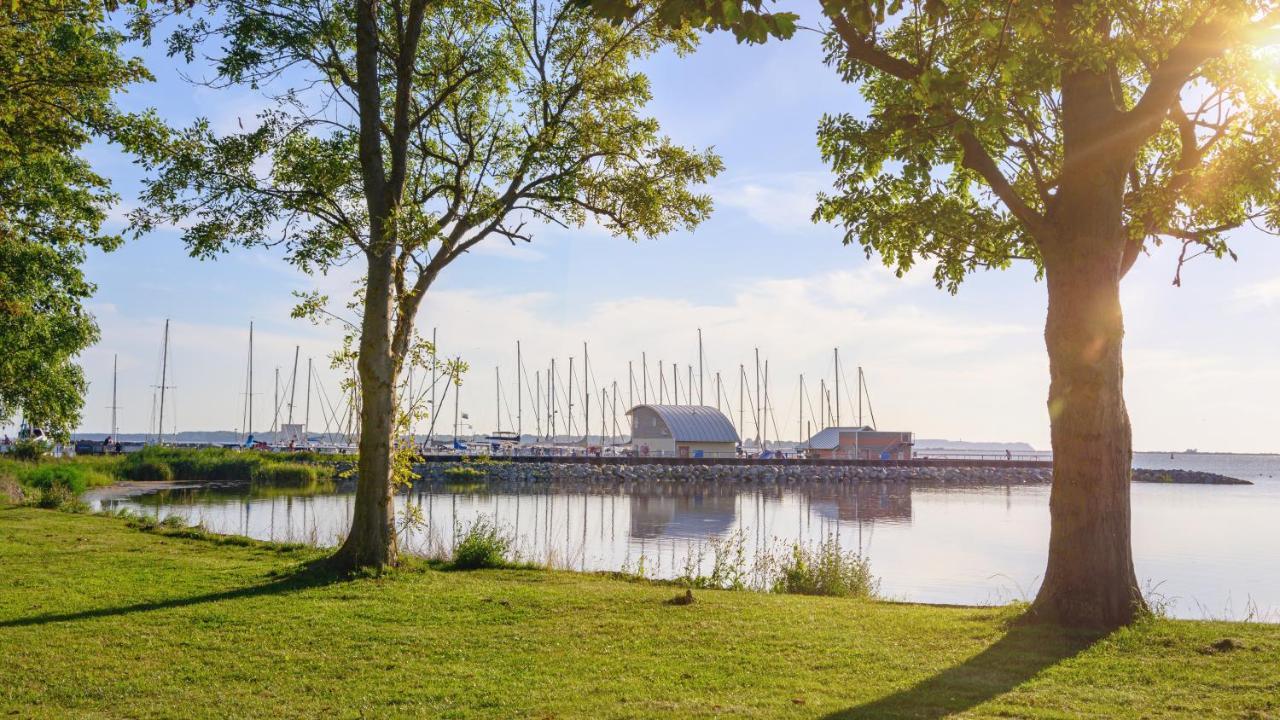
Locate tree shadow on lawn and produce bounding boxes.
[0,561,346,630]
[823,621,1105,720]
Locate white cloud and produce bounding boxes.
[712,172,831,234]
[1235,276,1280,307]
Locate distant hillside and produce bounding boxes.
[914,439,1037,452]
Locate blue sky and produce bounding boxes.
[28,12,1280,452]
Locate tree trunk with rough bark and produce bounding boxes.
[1029,170,1147,627]
[329,247,400,571]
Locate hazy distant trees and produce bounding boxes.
[136,0,722,570]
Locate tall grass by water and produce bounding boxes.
[117,447,331,487]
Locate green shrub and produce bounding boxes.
[443,465,485,481]
[31,483,86,512]
[126,459,175,482]
[117,447,330,487]
[451,517,513,570]
[158,514,189,530]
[252,462,320,487]
[10,440,48,462]
[20,465,91,494]
[771,536,879,599]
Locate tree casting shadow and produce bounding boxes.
[823,622,1105,720]
[0,562,344,630]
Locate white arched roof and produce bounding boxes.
[628,405,739,443]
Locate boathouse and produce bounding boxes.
[806,427,914,460]
[627,404,739,458]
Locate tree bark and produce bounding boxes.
[329,247,400,571]
[1029,239,1146,628]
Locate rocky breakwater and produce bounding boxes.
[1131,468,1252,485]
[415,461,1251,486]
[417,461,1054,485]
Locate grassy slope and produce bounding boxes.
[1,508,1277,719]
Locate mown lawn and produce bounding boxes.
[1,507,1277,719]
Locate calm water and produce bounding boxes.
[89,452,1280,621]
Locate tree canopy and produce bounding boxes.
[0,2,155,438]
[136,0,721,350]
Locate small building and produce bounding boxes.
[627,404,739,458]
[807,426,913,461]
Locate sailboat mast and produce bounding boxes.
[287,346,299,425]
[110,354,119,440]
[858,365,863,426]
[697,328,704,404]
[304,357,312,438]
[715,372,722,412]
[798,374,804,444]
[834,347,841,426]
[549,358,557,439]
[674,363,680,403]
[641,353,648,403]
[495,366,501,433]
[754,348,761,446]
[611,381,619,441]
[567,356,574,436]
[157,318,170,446]
[516,341,522,438]
[738,364,745,442]
[762,358,769,450]
[453,362,460,442]
[272,368,279,434]
[247,321,254,437]
[658,360,664,403]
[583,342,589,446]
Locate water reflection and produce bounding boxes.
[92,461,1280,621]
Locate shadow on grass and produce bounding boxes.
[823,622,1105,720]
[0,561,345,630]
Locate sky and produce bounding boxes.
[25,9,1280,452]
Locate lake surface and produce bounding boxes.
[89,452,1280,621]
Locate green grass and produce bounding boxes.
[0,457,117,494]
[113,446,337,486]
[1,508,1277,719]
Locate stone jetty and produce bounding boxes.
[412,458,1250,486]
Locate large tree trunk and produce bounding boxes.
[329,248,400,571]
[1029,241,1146,628]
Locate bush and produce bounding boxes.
[771,536,879,599]
[20,464,92,494]
[443,465,485,481]
[117,447,329,487]
[252,462,320,487]
[10,440,48,462]
[126,459,175,482]
[451,517,513,570]
[31,483,86,512]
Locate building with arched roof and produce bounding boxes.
[626,404,739,458]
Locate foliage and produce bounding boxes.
[8,440,48,462]
[443,464,486,481]
[4,508,1280,718]
[0,1,159,439]
[251,461,321,487]
[117,446,329,486]
[124,458,174,482]
[450,516,514,570]
[770,535,879,598]
[804,1,1280,292]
